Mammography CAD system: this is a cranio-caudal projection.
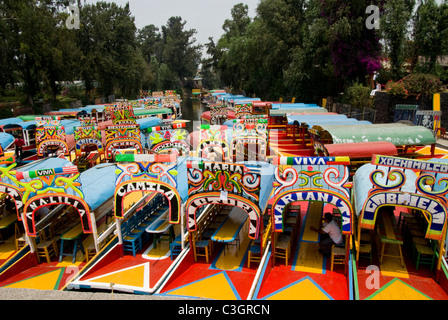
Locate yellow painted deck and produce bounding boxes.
[368,278,430,300]
[301,202,323,242]
[266,277,331,300]
[293,242,324,274]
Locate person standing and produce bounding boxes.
[14,135,25,160]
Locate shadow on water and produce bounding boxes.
[181,96,206,133]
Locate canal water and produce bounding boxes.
[181,97,206,133]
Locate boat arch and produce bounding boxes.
[114,179,182,224]
[360,191,447,240]
[186,192,261,240]
[272,188,353,235]
[0,183,24,220]
[37,140,70,157]
[23,193,92,237]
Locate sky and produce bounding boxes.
[85,0,260,47]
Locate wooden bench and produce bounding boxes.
[378,213,404,267]
[192,204,221,262]
[248,213,272,268]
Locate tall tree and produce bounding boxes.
[381,0,415,80]
[78,2,142,97]
[413,0,448,73]
[161,16,202,85]
[216,3,252,93]
[138,24,163,64]
[319,0,382,84]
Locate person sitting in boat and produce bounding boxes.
[207,149,217,162]
[311,212,343,256]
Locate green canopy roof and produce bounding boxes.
[134,108,173,116]
[318,123,436,146]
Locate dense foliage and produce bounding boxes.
[0,0,202,107]
[0,0,447,109]
[208,0,448,103]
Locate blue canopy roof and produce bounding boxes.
[60,119,81,135]
[270,107,328,115]
[0,132,14,149]
[79,163,117,211]
[136,117,163,130]
[174,157,189,202]
[0,118,25,127]
[17,157,73,172]
[271,103,319,109]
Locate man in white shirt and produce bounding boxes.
[311,212,343,256]
[207,150,217,161]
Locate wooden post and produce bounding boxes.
[115,218,123,245]
[436,224,447,282]
[356,216,362,263]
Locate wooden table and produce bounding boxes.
[59,223,85,263]
[212,207,247,254]
[146,218,172,249]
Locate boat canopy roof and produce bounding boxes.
[79,163,117,211]
[287,114,371,126]
[0,132,14,149]
[271,103,319,109]
[134,108,173,116]
[60,119,81,135]
[324,141,398,159]
[18,157,73,172]
[352,162,418,216]
[0,117,26,127]
[270,108,328,115]
[136,117,163,130]
[316,123,436,146]
[201,110,236,121]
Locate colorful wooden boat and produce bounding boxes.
[311,123,437,158]
[67,154,188,294]
[0,158,117,290]
[352,155,448,300]
[0,118,37,153]
[155,159,272,299]
[249,156,354,300]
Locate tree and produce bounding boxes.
[161,16,202,84]
[413,0,448,73]
[216,3,251,93]
[137,24,163,64]
[319,0,382,84]
[201,37,223,89]
[77,2,142,97]
[381,0,415,80]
